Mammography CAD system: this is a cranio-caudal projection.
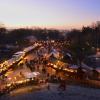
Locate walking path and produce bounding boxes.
[0,84,100,100]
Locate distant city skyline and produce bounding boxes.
[0,0,100,29]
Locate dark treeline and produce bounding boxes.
[67,22,100,49]
[0,27,63,45]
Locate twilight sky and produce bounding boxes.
[0,0,100,29]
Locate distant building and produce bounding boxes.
[26,36,37,43]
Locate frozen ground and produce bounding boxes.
[0,84,100,100]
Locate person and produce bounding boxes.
[47,82,50,90]
[61,79,66,91]
[58,79,66,94]
[45,78,50,90]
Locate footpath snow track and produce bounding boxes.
[0,84,100,100]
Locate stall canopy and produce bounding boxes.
[24,72,40,79]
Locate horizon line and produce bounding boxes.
[0,21,98,30]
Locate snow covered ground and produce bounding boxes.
[0,84,100,100]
